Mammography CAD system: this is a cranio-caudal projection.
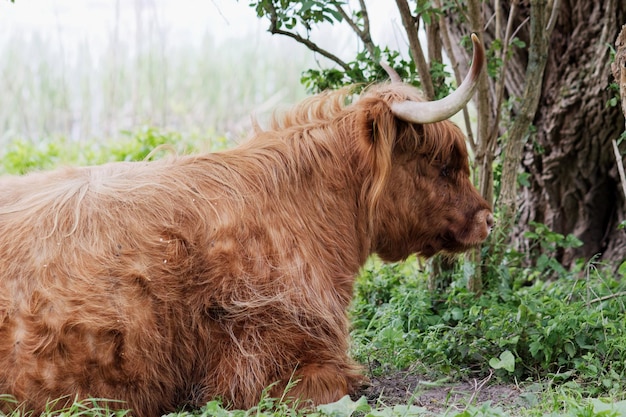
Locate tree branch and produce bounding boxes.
[266,2,352,72]
[486,1,519,151]
[465,0,494,204]
[395,0,435,99]
[435,0,476,150]
[359,0,371,39]
[613,140,626,200]
[426,12,443,79]
[498,0,556,234]
[331,1,377,58]
[589,290,626,304]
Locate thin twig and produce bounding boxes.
[510,16,530,41]
[486,0,519,152]
[613,139,626,200]
[464,369,493,410]
[434,0,475,150]
[331,1,376,58]
[546,0,560,33]
[495,0,502,41]
[358,0,371,39]
[590,291,626,304]
[266,2,351,72]
[395,0,435,99]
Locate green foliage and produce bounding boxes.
[0,127,208,176]
[413,0,443,26]
[489,350,515,373]
[161,395,429,417]
[1,138,65,175]
[521,221,584,279]
[351,236,626,399]
[250,0,344,30]
[300,46,454,97]
[301,47,427,94]
[607,82,620,108]
[607,43,621,110]
[250,0,456,96]
[485,36,526,79]
[0,395,131,417]
[350,257,440,372]
[109,126,187,162]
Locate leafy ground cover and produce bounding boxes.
[2,132,626,416]
[346,245,626,416]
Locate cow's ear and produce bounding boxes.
[357,100,396,219]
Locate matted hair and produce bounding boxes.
[0,70,489,416]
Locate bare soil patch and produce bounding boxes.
[356,370,526,414]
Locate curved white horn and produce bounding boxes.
[380,61,403,83]
[390,33,485,124]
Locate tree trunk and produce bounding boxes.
[446,0,626,267]
[521,1,626,265]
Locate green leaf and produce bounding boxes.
[590,398,626,416]
[511,38,526,48]
[488,350,515,373]
[451,307,464,321]
[327,8,344,22]
[529,340,543,358]
[536,254,549,271]
[564,234,583,248]
[517,172,531,187]
[523,231,539,239]
[299,0,315,14]
[368,404,429,417]
[317,395,370,417]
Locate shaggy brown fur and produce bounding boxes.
[0,82,492,416]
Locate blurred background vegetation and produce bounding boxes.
[0,0,318,146]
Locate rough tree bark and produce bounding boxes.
[524,1,626,265]
[446,0,626,267]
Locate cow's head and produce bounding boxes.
[356,34,493,261]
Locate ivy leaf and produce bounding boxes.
[317,395,370,417]
[489,350,516,373]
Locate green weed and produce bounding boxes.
[350,254,626,400]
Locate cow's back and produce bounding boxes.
[0,159,209,415]
[0,149,363,414]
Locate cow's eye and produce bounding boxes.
[441,166,450,178]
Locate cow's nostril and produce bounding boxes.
[486,213,495,228]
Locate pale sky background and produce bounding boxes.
[0,1,410,141]
[0,1,405,60]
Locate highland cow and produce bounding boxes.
[0,35,492,416]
